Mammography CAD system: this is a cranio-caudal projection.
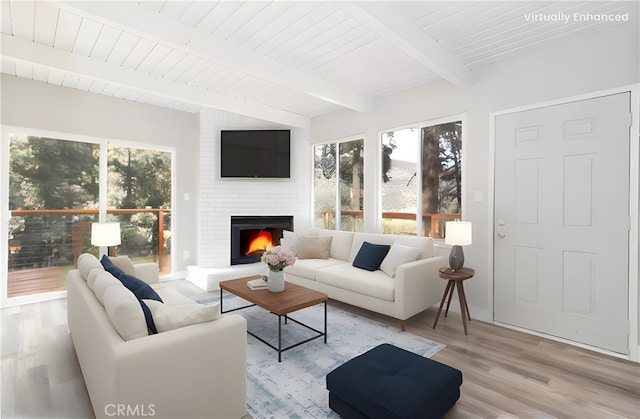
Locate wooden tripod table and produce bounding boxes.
[432,267,475,335]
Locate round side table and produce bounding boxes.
[432,267,475,335]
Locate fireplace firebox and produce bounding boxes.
[230,216,293,265]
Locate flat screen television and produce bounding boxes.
[220,130,291,178]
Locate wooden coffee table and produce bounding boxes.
[219,275,328,362]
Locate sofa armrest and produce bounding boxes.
[134,263,160,284]
[394,256,447,320]
[109,314,247,419]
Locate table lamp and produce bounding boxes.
[91,222,121,257]
[445,221,472,270]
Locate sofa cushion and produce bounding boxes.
[352,242,391,271]
[317,230,355,261]
[285,258,345,280]
[92,272,123,305]
[380,242,422,277]
[153,284,200,305]
[86,267,104,291]
[298,235,333,259]
[144,299,221,333]
[317,264,395,302]
[102,284,149,340]
[77,253,103,280]
[101,255,162,334]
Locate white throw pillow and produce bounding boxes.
[109,255,136,275]
[103,285,148,340]
[92,272,122,305]
[282,230,318,255]
[77,253,103,280]
[380,242,422,277]
[144,300,221,333]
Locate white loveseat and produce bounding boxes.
[282,229,447,329]
[67,254,248,419]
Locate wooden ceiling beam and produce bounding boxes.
[1,34,310,128]
[341,2,471,88]
[56,1,374,114]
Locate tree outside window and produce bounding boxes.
[6,134,173,299]
[313,139,364,232]
[382,120,462,237]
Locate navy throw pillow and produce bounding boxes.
[352,242,391,271]
[100,254,127,277]
[101,255,163,334]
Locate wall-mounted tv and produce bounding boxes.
[220,130,291,178]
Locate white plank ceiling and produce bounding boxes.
[1,1,636,128]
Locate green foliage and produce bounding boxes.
[9,136,98,210]
[108,147,171,209]
[8,136,172,271]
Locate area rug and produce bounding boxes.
[200,294,445,419]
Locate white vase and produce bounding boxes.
[268,269,285,292]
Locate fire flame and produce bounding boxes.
[246,231,274,255]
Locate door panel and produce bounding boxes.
[494,93,631,354]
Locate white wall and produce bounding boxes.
[0,75,200,274]
[197,109,311,268]
[310,22,639,325]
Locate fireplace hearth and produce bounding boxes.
[230,216,293,265]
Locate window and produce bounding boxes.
[381,119,462,237]
[5,132,173,300]
[313,138,364,231]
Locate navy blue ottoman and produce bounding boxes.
[326,344,462,419]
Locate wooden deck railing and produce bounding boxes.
[320,210,461,237]
[7,208,170,298]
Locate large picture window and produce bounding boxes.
[5,133,172,300]
[381,118,463,237]
[313,138,364,232]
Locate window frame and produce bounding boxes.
[311,134,365,232]
[377,113,467,237]
[1,125,175,308]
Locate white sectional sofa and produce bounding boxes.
[67,254,248,419]
[282,229,447,329]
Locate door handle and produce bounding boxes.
[497,233,505,239]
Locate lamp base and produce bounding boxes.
[449,245,465,271]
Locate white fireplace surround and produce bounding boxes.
[190,110,310,290]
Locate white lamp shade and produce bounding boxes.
[91,222,121,246]
[445,221,472,246]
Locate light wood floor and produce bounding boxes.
[2,280,638,418]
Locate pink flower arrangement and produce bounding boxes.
[262,246,296,272]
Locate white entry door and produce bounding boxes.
[494,92,631,354]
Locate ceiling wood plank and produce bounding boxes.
[136,44,172,74]
[9,0,35,40]
[122,38,156,70]
[90,26,121,62]
[57,1,373,113]
[34,3,59,47]
[32,65,50,83]
[73,18,103,57]
[340,2,471,88]
[54,10,82,52]
[106,32,140,66]
[1,33,309,128]
[1,1,12,35]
